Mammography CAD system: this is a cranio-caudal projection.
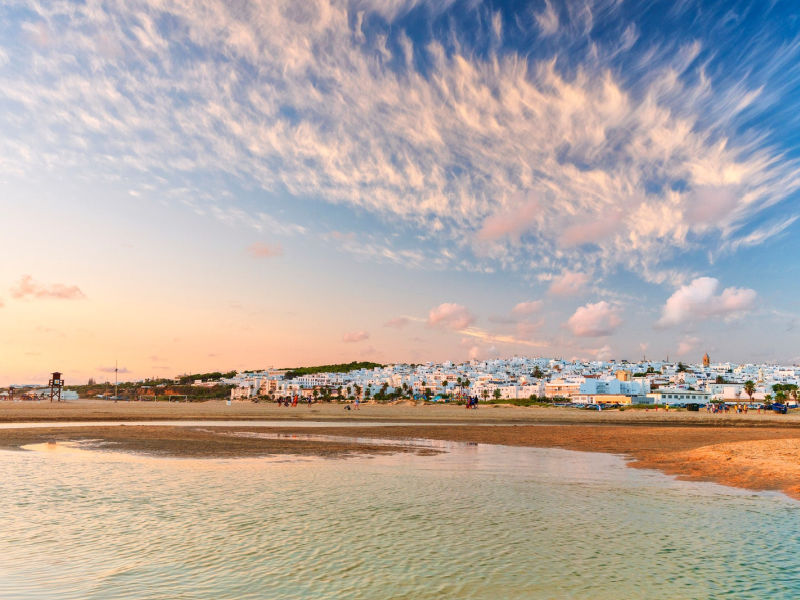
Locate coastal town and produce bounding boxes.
[3,354,797,409]
[224,354,798,407]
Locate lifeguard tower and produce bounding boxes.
[48,372,64,402]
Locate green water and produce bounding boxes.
[1,440,798,599]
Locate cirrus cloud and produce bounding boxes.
[656,277,757,327]
[3,0,799,286]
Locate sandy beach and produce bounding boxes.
[2,398,799,425]
[2,400,799,500]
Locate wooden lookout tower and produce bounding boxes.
[48,372,64,403]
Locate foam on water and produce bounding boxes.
[1,441,798,599]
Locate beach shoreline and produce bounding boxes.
[1,399,799,426]
[3,401,799,500]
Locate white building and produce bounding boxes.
[646,388,710,405]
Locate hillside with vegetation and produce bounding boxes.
[283,361,382,379]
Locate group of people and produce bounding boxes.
[465,396,479,409]
[706,403,753,413]
[275,395,305,407]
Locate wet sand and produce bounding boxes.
[2,401,799,499]
[0,425,437,458]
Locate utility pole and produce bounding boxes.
[115,360,119,402]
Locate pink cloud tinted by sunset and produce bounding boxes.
[476,200,539,242]
[384,317,410,328]
[246,242,284,258]
[511,301,543,316]
[657,277,757,327]
[11,275,85,300]
[566,301,622,337]
[342,330,370,343]
[428,303,476,330]
[548,271,589,296]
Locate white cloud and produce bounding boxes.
[1,0,798,281]
[342,330,370,343]
[428,303,475,331]
[657,277,757,327]
[566,301,622,337]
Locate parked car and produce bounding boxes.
[770,403,788,414]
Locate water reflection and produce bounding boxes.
[1,442,797,600]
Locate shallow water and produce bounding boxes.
[1,441,797,599]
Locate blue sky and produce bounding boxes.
[1,0,799,384]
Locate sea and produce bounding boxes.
[1,430,798,599]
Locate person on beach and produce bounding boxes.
[354,396,360,410]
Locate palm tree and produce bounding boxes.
[493,388,501,401]
[775,390,787,405]
[441,379,448,394]
[481,388,489,402]
[743,380,755,403]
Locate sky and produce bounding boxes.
[1,0,800,385]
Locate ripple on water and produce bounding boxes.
[0,444,798,600]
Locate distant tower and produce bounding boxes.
[48,372,64,403]
[702,353,710,368]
